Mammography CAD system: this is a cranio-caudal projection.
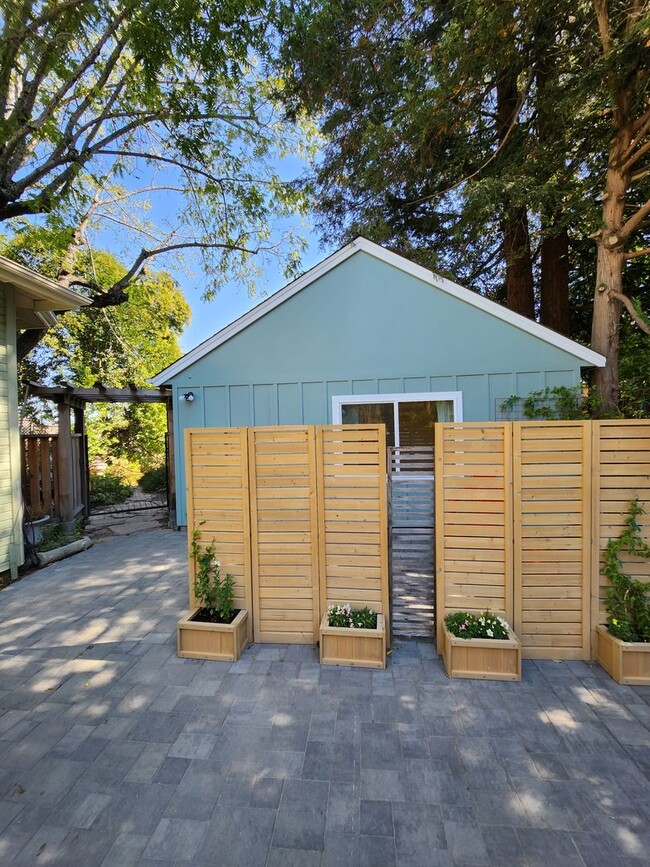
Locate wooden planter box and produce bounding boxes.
[442,624,521,681]
[596,625,650,685]
[319,613,386,669]
[177,608,249,662]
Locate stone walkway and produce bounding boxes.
[0,530,649,866]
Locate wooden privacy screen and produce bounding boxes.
[514,423,591,658]
[436,420,650,660]
[317,426,388,617]
[185,425,389,644]
[248,427,319,643]
[435,424,513,626]
[185,428,253,637]
[595,422,650,628]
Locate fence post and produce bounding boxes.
[57,402,75,533]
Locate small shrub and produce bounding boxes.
[445,611,510,640]
[191,530,235,623]
[36,521,83,552]
[603,499,650,643]
[139,466,167,493]
[90,474,133,508]
[327,603,378,629]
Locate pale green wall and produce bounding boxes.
[0,285,24,576]
[166,252,585,524]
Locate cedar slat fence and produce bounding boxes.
[185,425,389,645]
[20,435,58,519]
[435,421,650,659]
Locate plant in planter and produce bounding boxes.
[320,604,386,669]
[596,499,650,685]
[442,610,521,681]
[177,530,248,662]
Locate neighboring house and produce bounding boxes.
[0,256,89,580]
[152,238,606,526]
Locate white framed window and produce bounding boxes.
[331,391,463,450]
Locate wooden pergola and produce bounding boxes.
[24,382,175,530]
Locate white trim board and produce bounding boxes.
[152,237,605,385]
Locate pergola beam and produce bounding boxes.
[25,381,171,404]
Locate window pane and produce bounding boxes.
[398,400,454,448]
[341,402,395,447]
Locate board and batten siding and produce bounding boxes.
[0,285,23,575]
[170,252,585,525]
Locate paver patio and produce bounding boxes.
[0,529,649,866]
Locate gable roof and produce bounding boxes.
[152,237,605,385]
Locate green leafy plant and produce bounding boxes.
[603,499,650,643]
[500,385,621,421]
[327,604,378,629]
[191,530,235,623]
[445,611,510,640]
[139,466,167,494]
[36,521,83,552]
[89,474,133,508]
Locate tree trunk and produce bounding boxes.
[496,72,535,320]
[540,225,570,335]
[17,328,47,362]
[590,97,632,409]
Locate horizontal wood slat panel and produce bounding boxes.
[185,428,252,634]
[318,426,389,636]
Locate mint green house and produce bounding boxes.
[152,238,605,526]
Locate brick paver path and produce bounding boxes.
[1,529,649,866]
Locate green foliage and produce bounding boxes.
[603,500,650,643]
[89,474,133,508]
[139,466,167,494]
[326,603,378,629]
[444,611,510,640]
[104,458,142,487]
[3,233,190,468]
[36,521,83,553]
[191,530,235,623]
[499,385,628,420]
[0,1,311,297]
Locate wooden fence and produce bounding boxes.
[435,421,650,659]
[185,425,389,644]
[21,435,58,519]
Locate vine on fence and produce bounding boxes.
[603,499,650,643]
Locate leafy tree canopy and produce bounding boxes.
[0,0,314,325]
[2,225,191,468]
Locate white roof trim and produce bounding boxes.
[0,255,90,310]
[152,237,605,385]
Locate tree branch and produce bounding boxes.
[406,71,533,207]
[17,327,48,362]
[592,0,613,57]
[620,137,650,174]
[624,247,650,260]
[609,290,650,334]
[621,199,650,239]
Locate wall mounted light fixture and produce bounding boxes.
[180,391,195,403]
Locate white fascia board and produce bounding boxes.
[152,236,605,385]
